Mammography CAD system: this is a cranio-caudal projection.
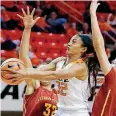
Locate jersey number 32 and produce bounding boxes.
[43,103,57,116]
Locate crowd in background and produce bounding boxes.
[1,1,116,66]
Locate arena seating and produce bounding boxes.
[1,1,116,66]
[1,29,68,64]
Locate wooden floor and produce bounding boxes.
[1,111,23,116]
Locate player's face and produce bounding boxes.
[66,35,87,56]
[40,81,51,86]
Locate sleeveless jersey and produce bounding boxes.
[55,60,90,116]
[23,86,58,116]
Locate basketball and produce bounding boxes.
[1,58,26,85]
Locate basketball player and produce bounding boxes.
[8,29,100,116]
[16,7,65,116]
[90,0,116,116]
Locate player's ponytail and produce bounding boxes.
[78,34,100,99]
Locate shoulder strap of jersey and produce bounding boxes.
[71,59,84,65]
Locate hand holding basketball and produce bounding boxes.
[1,58,26,85]
[17,7,40,28]
[5,68,27,82]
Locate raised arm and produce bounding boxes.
[18,7,40,66]
[17,7,40,94]
[90,0,111,75]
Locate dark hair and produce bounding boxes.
[78,34,100,98]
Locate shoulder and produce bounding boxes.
[71,62,88,80]
[73,61,87,71]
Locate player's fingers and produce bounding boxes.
[31,8,35,16]
[6,74,21,80]
[6,74,16,79]
[5,68,17,74]
[27,6,30,15]
[17,14,23,19]
[22,8,26,16]
[34,17,40,22]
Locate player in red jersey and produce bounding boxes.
[90,0,116,116]
[16,7,65,116]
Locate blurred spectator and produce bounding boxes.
[1,6,18,30]
[41,3,58,16]
[32,9,54,33]
[32,9,47,32]
[83,8,91,29]
[47,12,67,26]
[16,1,28,12]
[47,12,67,33]
[98,16,114,31]
[107,11,116,28]
[98,16,116,40]
[1,37,16,50]
[80,23,91,34]
[64,22,78,38]
[35,1,43,9]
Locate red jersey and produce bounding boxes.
[23,86,58,116]
[92,67,116,116]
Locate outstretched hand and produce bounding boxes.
[17,6,40,28]
[90,0,100,15]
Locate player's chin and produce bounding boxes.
[40,81,51,86]
[66,49,71,55]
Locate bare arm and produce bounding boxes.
[8,62,87,81]
[25,62,87,81]
[90,1,111,75]
[19,24,34,95]
[17,7,40,94]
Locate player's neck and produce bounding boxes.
[41,84,52,91]
[67,54,81,64]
